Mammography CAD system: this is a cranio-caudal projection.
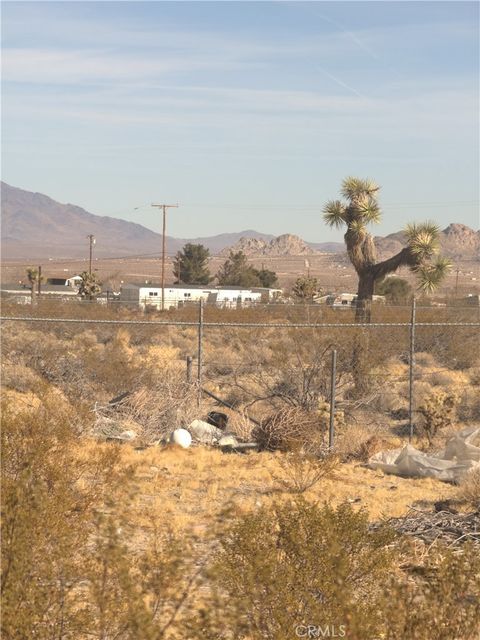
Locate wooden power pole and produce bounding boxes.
[87,234,95,275]
[37,265,42,297]
[151,204,178,311]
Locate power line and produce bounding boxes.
[107,199,479,216]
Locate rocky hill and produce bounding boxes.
[375,224,479,261]
[221,233,316,256]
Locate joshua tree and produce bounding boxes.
[323,177,451,320]
[26,267,41,304]
[78,271,102,301]
[292,276,319,302]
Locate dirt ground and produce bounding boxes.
[2,253,479,296]
[113,442,456,543]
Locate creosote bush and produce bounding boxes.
[205,499,396,640]
[269,450,339,493]
[1,395,198,640]
[200,499,480,640]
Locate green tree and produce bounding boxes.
[255,268,278,288]
[216,251,262,287]
[26,267,42,304]
[292,275,319,301]
[78,271,102,301]
[375,276,413,305]
[173,243,213,285]
[323,177,451,320]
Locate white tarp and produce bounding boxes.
[368,427,480,483]
[188,419,223,444]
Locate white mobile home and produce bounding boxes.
[120,284,282,310]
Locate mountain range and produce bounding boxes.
[1,182,478,261]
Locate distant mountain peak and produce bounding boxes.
[221,233,316,256]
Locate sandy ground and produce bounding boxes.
[114,443,456,544]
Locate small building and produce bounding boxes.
[119,283,282,310]
[0,283,80,304]
[464,294,480,307]
[46,275,82,288]
[314,292,385,308]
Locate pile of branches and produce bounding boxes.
[254,407,325,452]
[374,508,480,547]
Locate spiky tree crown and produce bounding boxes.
[323,177,381,233]
[322,178,451,293]
[78,271,102,298]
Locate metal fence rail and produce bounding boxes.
[2,316,479,328]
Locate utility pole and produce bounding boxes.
[305,259,310,278]
[87,234,95,275]
[455,267,460,297]
[151,203,178,311]
[37,265,42,298]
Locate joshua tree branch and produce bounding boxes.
[372,247,418,280]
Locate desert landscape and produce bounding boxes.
[2,1,480,639]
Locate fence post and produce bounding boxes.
[408,297,416,442]
[186,355,193,383]
[329,349,337,449]
[197,299,204,406]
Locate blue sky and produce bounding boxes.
[2,1,478,241]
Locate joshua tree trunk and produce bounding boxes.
[355,273,376,322]
[354,248,417,322]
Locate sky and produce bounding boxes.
[1,1,479,242]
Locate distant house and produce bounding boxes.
[120,283,282,310]
[314,292,385,308]
[46,275,82,288]
[0,283,80,304]
[464,294,480,306]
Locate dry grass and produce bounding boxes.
[94,441,457,550]
[457,467,480,511]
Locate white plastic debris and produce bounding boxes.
[368,427,480,483]
[169,428,192,449]
[118,430,137,441]
[188,419,223,444]
[218,434,239,447]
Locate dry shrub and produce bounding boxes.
[1,362,43,393]
[269,450,339,493]
[457,467,480,511]
[415,352,437,368]
[1,394,201,640]
[335,424,399,462]
[418,389,459,445]
[254,407,324,452]
[206,499,396,639]
[351,435,398,463]
[469,367,480,386]
[457,387,480,423]
[228,411,256,441]
[204,499,480,640]
[384,541,480,640]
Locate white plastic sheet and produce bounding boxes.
[368,427,480,483]
[188,419,223,445]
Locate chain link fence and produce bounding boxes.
[2,298,479,449]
